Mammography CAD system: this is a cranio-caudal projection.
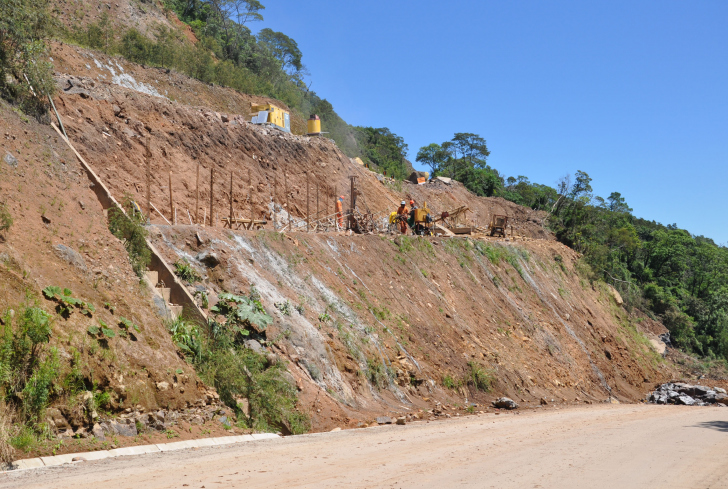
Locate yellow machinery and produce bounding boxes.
[411,202,434,236]
[307,114,321,135]
[489,214,509,237]
[250,104,291,133]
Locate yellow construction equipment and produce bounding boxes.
[489,214,509,237]
[250,104,291,133]
[307,114,321,135]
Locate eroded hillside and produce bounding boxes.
[149,224,673,429]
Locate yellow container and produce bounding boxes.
[307,114,321,135]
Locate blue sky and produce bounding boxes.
[253,1,728,244]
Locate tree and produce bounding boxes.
[450,133,490,169]
[0,0,55,115]
[257,28,303,74]
[416,143,448,177]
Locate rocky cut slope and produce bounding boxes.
[47,43,551,241]
[148,223,674,429]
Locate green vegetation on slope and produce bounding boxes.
[169,290,309,434]
[419,132,728,363]
[0,0,55,116]
[64,2,412,178]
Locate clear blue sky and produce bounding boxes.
[253,1,728,244]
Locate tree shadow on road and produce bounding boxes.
[694,421,728,432]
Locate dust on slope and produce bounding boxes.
[149,225,674,430]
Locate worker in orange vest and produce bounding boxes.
[396,200,408,234]
[336,195,344,229]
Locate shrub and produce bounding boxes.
[466,361,494,392]
[0,203,12,238]
[0,0,55,116]
[108,195,151,277]
[174,259,201,283]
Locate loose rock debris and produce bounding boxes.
[647,382,728,406]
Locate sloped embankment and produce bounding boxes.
[0,101,241,459]
[150,225,673,429]
[48,42,550,240]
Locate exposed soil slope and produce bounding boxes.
[0,100,207,417]
[149,225,674,429]
[49,43,551,240]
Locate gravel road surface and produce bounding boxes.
[2,404,727,488]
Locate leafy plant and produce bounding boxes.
[466,362,494,392]
[42,286,94,318]
[119,316,140,332]
[0,203,12,238]
[275,300,292,316]
[107,195,150,277]
[174,259,201,283]
[318,312,331,323]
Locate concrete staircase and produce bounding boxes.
[144,270,184,320]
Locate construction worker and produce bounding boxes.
[336,195,344,229]
[396,200,408,234]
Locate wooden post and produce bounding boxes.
[273,174,278,230]
[349,176,356,230]
[168,171,174,225]
[306,172,310,232]
[195,161,200,224]
[316,179,319,224]
[248,169,253,222]
[209,168,214,227]
[229,171,233,228]
[285,172,290,231]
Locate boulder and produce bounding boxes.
[674,395,696,406]
[492,397,518,410]
[714,387,727,394]
[109,419,137,437]
[376,416,393,425]
[407,171,429,185]
[244,339,264,354]
[54,244,87,272]
[4,152,18,168]
[396,417,406,425]
[92,423,105,441]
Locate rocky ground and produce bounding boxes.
[648,382,728,406]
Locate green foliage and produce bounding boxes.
[442,374,460,389]
[274,300,292,316]
[165,288,307,433]
[466,361,494,392]
[354,127,410,180]
[0,203,12,237]
[42,286,94,318]
[0,305,57,426]
[365,358,389,390]
[0,0,55,116]
[174,259,201,283]
[212,292,271,334]
[107,195,150,277]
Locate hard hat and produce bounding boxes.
[409,200,415,205]
[339,195,344,200]
[401,201,406,205]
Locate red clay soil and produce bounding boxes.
[48,43,551,242]
[0,100,206,421]
[148,224,677,431]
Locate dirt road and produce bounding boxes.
[3,404,728,489]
